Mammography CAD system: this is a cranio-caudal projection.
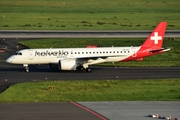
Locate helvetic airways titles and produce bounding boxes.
[35,50,68,57]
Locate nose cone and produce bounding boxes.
[6,56,13,63]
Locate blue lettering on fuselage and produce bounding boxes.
[35,50,68,58]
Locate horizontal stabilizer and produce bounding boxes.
[149,48,170,53]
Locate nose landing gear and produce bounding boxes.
[23,64,29,72]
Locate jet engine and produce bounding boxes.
[58,59,77,70]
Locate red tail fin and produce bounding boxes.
[141,22,167,48]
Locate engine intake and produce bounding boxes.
[58,59,77,70]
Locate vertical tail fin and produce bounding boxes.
[141,22,167,48]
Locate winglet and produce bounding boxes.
[141,22,167,48]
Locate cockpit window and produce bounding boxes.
[16,52,22,55]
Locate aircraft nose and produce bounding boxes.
[6,57,13,63]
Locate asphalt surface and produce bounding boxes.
[0,102,179,120]
[1,64,180,82]
[0,30,180,38]
[79,101,180,120]
[0,38,180,120]
[0,102,107,120]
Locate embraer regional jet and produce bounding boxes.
[6,22,170,72]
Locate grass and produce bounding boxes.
[0,78,180,102]
[0,0,180,30]
[19,38,180,67]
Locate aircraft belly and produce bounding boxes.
[28,57,52,64]
[105,56,129,62]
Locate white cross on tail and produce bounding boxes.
[150,32,162,44]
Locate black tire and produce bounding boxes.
[25,69,29,72]
[86,67,92,72]
[80,66,84,71]
[77,66,84,71]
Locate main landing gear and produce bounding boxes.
[23,64,29,72]
[77,65,92,72]
[86,67,92,72]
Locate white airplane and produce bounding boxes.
[6,22,170,72]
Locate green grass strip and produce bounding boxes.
[0,0,180,30]
[0,78,180,102]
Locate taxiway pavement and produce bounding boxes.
[0,102,106,120]
[0,102,179,120]
[0,30,180,38]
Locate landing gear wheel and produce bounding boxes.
[77,66,84,71]
[25,69,29,73]
[86,67,92,72]
[23,64,29,73]
[79,66,84,71]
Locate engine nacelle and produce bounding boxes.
[58,59,77,70]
